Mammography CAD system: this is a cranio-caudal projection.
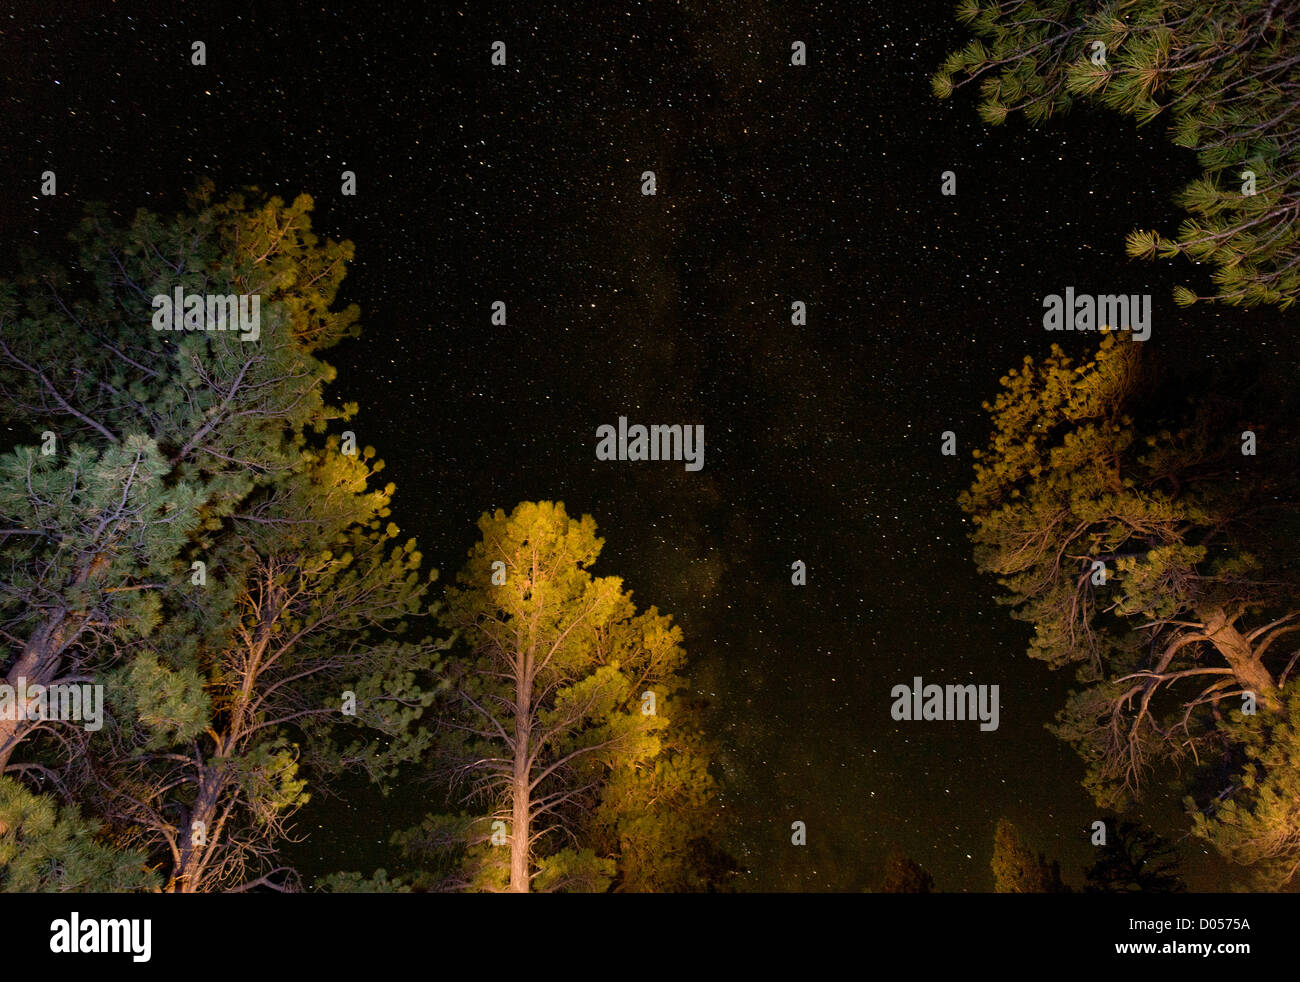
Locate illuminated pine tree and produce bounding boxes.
[961,333,1300,829]
[1191,687,1300,890]
[412,501,724,892]
[101,438,442,893]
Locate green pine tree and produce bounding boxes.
[935,0,1300,307]
[1,185,443,890]
[0,777,157,892]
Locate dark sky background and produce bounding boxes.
[2,0,1291,891]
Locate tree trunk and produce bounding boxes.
[169,766,222,893]
[1199,605,1280,711]
[0,615,67,772]
[509,758,530,893]
[509,658,533,893]
[1,552,109,771]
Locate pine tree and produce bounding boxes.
[1085,817,1185,892]
[992,818,1067,893]
[1191,686,1300,890]
[0,777,156,892]
[0,183,357,772]
[0,185,443,890]
[99,436,443,892]
[880,850,936,893]
[934,1,1300,307]
[960,333,1300,814]
[412,501,724,892]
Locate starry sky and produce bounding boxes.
[3,0,1292,891]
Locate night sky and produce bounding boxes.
[3,1,1292,891]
